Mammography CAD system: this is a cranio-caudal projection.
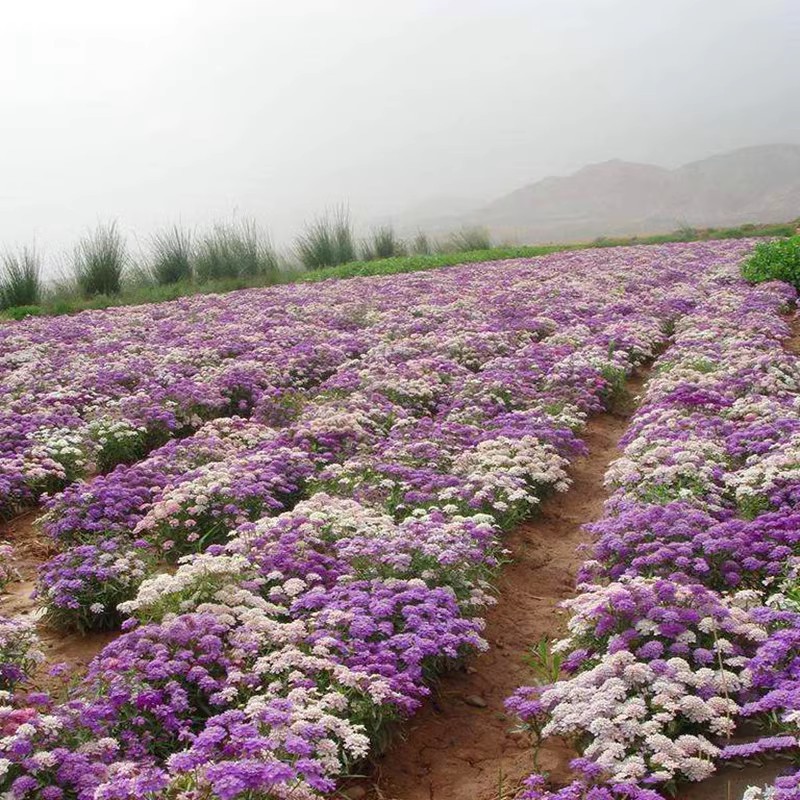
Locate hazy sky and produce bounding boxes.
[1,0,799,266]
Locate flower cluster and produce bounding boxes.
[0,617,44,691]
[39,417,277,544]
[0,299,361,518]
[131,441,315,560]
[36,538,153,632]
[510,266,800,796]
[0,542,16,591]
[518,772,666,800]
[1,239,778,798]
[581,503,800,592]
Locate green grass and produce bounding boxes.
[741,235,800,290]
[149,225,193,285]
[300,243,568,282]
[3,219,797,321]
[295,207,357,269]
[0,246,42,309]
[72,222,127,297]
[194,219,277,282]
[2,305,43,321]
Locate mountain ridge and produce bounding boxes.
[399,144,800,243]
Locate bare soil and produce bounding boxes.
[361,315,800,800]
[358,373,649,800]
[0,511,114,689]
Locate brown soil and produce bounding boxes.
[678,760,789,800]
[0,511,115,689]
[1,510,56,569]
[787,311,800,354]
[359,372,649,800]
[358,314,800,800]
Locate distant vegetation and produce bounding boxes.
[361,225,407,261]
[194,219,278,282]
[411,231,433,255]
[149,225,193,285]
[592,220,797,245]
[446,226,492,252]
[72,221,127,297]
[742,234,800,290]
[295,208,357,270]
[0,246,42,309]
[0,217,796,320]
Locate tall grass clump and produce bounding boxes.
[149,225,193,285]
[445,226,492,252]
[73,222,127,297]
[194,219,277,282]
[295,207,356,270]
[742,235,800,290]
[361,226,406,261]
[411,231,434,255]
[0,246,42,309]
[675,221,698,241]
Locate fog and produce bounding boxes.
[2,0,799,269]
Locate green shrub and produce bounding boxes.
[675,223,698,241]
[361,226,406,261]
[741,236,800,290]
[295,207,356,269]
[0,246,42,308]
[411,231,434,255]
[150,225,193,285]
[195,219,277,282]
[46,298,79,316]
[444,226,492,252]
[73,222,127,297]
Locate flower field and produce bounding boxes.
[0,240,797,799]
[508,261,800,798]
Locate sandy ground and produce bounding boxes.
[358,315,800,800]
[0,511,115,689]
[356,372,648,800]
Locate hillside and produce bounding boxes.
[420,144,800,242]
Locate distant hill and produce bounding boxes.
[406,144,800,243]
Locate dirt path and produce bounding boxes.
[360,313,800,800]
[786,311,800,355]
[358,371,648,800]
[0,511,115,688]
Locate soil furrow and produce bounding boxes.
[361,370,650,800]
[0,511,113,685]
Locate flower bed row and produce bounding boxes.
[508,267,800,798]
[29,243,729,633]
[0,242,743,518]
[0,279,390,517]
[0,241,762,799]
